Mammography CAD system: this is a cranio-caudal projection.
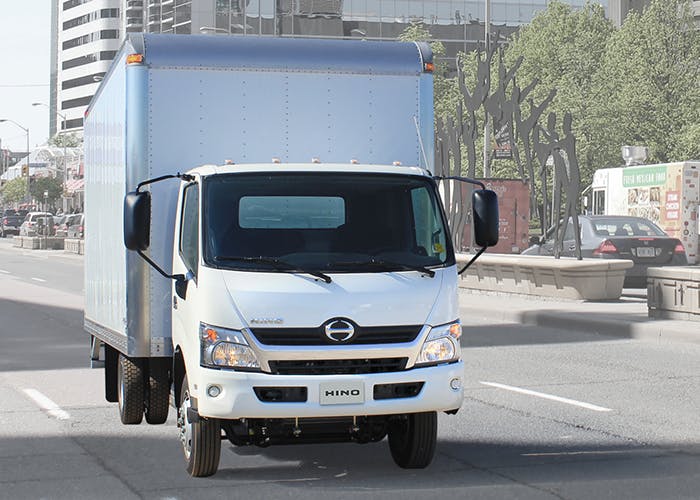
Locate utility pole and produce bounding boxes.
[483,0,491,178]
[0,119,30,205]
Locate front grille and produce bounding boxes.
[251,325,422,346]
[268,357,408,375]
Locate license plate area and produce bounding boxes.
[319,381,365,405]
[637,247,655,257]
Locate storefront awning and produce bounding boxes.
[65,179,84,193]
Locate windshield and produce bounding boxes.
[592,218,667,237]
[202,172,453,273]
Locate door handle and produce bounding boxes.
[173,295,178,310]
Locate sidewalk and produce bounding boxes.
[458,288,700,346]
[0,236,83,262]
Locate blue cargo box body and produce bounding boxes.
[84,33,435,357]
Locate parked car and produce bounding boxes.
[66,213,84,239]
[522,215,688,287]
[1,213,23,237]
[19,212,55,237]
[53,215,68,237]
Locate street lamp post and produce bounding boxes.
[483,0,491,178]
[0,119,30,205]
[33,102,68,213]
[32,102,67,183]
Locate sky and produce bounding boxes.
[0,0,51,152]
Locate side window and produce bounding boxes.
[179,183,199,277]
[593,190,605,215]
[410,187,446,260]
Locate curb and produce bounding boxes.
[458,290,700,346]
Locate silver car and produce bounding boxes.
[19,212,55,237]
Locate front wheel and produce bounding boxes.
[388,411,437,469]
[177,374,221,477]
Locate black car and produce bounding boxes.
[1,212,23,237]
[523,215,688,287]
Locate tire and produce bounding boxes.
[145,359,170,425]
[117,354,145,425]
[104,345,118,403]
[388,411,437,469]
[177,374,221,477]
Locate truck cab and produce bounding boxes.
[123,162,497,476]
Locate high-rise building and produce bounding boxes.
[609,0,700,26]
[52,0,122,134]
[52,0,609,137]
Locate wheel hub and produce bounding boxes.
[177,390,193,460]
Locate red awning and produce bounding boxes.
[65,179,84,193]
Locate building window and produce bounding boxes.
[64,118,84,129]
[62,51,117,70]
[63,9,120,30]
[62,73,106,91]
[63,30,120,50]
[62,96,93,110]
[63,0,94,11]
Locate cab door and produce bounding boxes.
[171,181,201,364]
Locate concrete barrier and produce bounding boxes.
[456,253,633,301]
[647,266,700,321]
[64,238,83,255]
[12,236,65,250]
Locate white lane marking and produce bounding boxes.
[522,450,631,457]
[31,277,46,283]
[0,269,10,274]
[479,381,613,412]
[22,388,71,420]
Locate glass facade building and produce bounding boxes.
[146,0,608,60]
[51,0,610,135]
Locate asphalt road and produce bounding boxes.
[1,242,699,499]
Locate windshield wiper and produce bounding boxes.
[214,255,332,283]
[329,257,436,278]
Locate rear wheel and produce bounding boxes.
[388,411,437,469]
[117,354,145,425]
[177,375,221,477]
[145,359,170,424]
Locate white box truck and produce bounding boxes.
[590,161,700,263]
[85,34,498,476]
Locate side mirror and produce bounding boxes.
[124,191,151,251]
[529,235,541,246]
[472,189,499,247]
[175,276,188,300]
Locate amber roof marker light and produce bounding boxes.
[126,54,144,65]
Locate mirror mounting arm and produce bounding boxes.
[433,175,486,189]
[136,172,194,193]
[136,249,184,281]
[457,246,486,275]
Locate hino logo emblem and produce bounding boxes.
[324,319,355,342]
[325,389,361,397]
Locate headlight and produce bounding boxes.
[200,323,260,370]
[416,320,461,366]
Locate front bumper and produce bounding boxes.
[193,361,464,419]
